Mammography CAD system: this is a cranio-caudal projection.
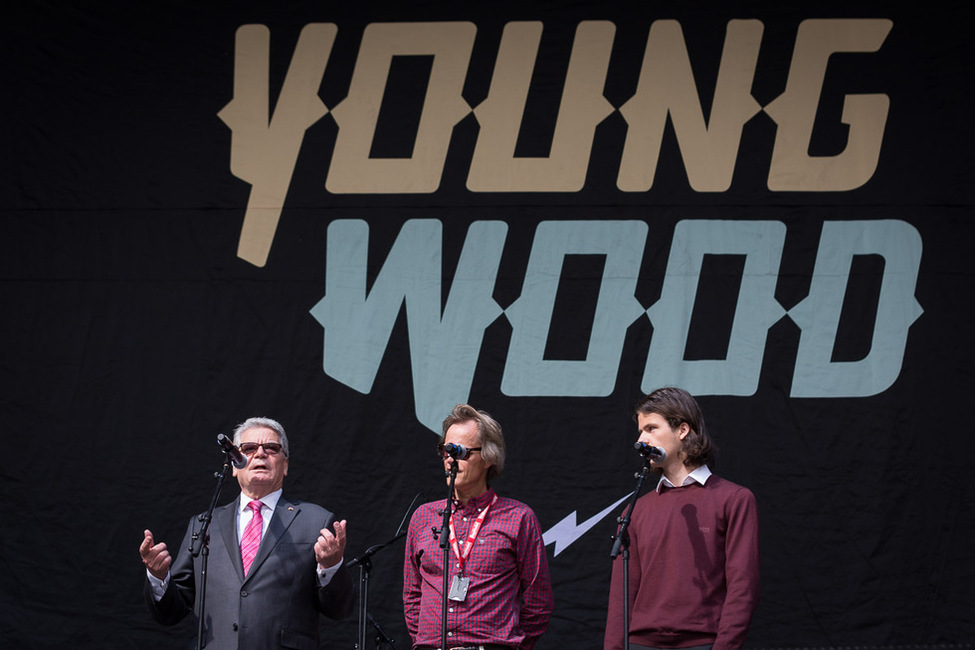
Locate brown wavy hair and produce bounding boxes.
[634,387,716,468]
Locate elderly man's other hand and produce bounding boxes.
[315,519,347,569]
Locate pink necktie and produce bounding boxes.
[240,500,263,576]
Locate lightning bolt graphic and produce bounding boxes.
[542,492,634,556]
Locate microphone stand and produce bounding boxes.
[346,533,405,650]
[190,455,234,650]
[346,492,421,650]
[368,613,397,649]
[610,458,653,650]
[433,460,459,650]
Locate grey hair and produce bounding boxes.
[232,416,290,458]
[440,404,506,481]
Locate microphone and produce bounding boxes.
[217,433,249,469]
[635,442,667,461]
[443,443,474,460]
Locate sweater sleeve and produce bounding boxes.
[713,486,760,650]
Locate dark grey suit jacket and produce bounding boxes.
[145,494,355,650]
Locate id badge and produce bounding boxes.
[448,575,470,602]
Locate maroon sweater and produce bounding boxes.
[604,474,760,650]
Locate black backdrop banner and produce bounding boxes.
[2,1,973,648]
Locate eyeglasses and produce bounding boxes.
[239,442,283,456]
[437,443,482,459]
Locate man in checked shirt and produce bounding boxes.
[404,404,554,650]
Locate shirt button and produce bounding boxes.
[463,517,468,521]
[447,632,453,637]
[448,607,454,612]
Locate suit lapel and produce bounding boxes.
[243,495,299,584]
[217,496,245,582]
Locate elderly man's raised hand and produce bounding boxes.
[140,529,172,581]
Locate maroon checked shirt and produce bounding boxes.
[404,489,554,649]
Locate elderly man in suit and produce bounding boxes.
[140,417,354,649]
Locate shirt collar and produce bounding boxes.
[454,487,496,513]
[239,488,283,514]
[656,465,712,492]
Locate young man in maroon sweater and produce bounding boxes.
[604,387,760,650]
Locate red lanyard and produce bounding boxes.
[448,494,497,574]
